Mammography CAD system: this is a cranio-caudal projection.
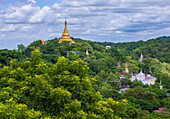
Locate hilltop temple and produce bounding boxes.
[120,53,157,85]
[59,20,75,43]
[131,69,156,85]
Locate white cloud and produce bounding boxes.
[28,0,36,4]
[52,3,61,9]
[0,0,170,49]
[115,31,122,34]
[0,24,16,32]
[4,4,39,23]
[28,6,52,23]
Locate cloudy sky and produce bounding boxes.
[0,0,170,49]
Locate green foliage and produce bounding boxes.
[0,50,130,118]
[124,87,162,111]
[0,36,169,118]
[96,36,170,63]
[0,49,25,67]
[0,98,45,119]
[17,44,25,52]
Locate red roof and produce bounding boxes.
[159,108,165,111]
[153,110,160,113]
[153,108,166,113]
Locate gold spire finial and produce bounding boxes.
[59,20,75,43]
[64,20,68,33]
[140,68,143,73]
[141,52,143,58]
[86,48,89,55]
[125,63,127,69]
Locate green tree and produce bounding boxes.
[17,44,25,52]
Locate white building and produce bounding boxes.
[131,69,156,85]
[106,46,111,50]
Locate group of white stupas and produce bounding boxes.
[124,53,161,87]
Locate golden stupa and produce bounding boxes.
[59,20,75,43]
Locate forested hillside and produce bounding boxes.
[0,37,169,118]
[95,36,170,63]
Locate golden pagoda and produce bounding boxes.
[59,20,75,43]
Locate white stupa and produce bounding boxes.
[139,52,143,62]
[125,63,129,73]
[135,69,145,80]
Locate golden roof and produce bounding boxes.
[59,20,75,43]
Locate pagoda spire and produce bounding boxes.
[86,48,89,55]
[64,20,68,33]
[139,52,143,62]
[59,20,75,43]
[141,52,143,59]
[140,68,143,73]
[125,63,129,73]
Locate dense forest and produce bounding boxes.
[0,36,169,118]
[95,36,170,63]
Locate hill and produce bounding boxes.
[0,36,169,118]
[95,36,170,63]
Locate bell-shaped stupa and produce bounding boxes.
[59,20,75,43]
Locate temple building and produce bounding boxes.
[135,69,145,80]
[139,52,143,62]
[106,46,111,50]
[131,69,156,85]
[59,20,75,43]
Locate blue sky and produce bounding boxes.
[0,0,170,49]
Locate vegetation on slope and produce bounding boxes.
[0,36,169,118]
